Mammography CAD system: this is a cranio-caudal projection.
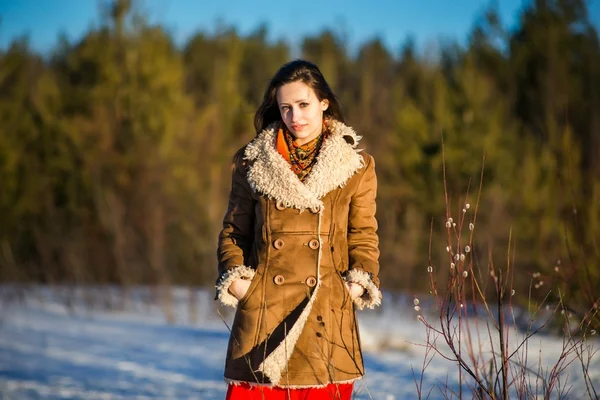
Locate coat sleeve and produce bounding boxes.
[215,150,257,308]
[344,153,382,310]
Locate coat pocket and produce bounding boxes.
[332,237,349,272]
[336,270,354,307]
[237,266,263,309]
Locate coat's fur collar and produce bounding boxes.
[244,120,364,211]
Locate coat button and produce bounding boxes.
[306,276,317,287]
[309,206,321,214]
[273,274,285,285]
[273,238,284,249]
[308,239,320,250]
[275,200,286,210]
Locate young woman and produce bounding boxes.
[216,59,382,399]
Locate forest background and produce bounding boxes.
[0,0,599,317]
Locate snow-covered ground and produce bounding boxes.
[0,286,597,399]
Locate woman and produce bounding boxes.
[216,59,382,399]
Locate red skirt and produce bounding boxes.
[225,382,354,400]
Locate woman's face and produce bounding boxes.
[276,81,329,145]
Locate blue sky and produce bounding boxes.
[1,0,599,54]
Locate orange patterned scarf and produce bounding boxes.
[276,122,328,182]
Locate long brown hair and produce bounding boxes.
[253,59,345,135]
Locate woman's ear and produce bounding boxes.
[321,99,329,111]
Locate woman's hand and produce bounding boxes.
[346,282,365,300]
[229,278,252,300]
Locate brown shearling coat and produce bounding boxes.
[216,120,381,388]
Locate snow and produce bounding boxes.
[0,286,597,399]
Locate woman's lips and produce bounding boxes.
[292,124,306,131]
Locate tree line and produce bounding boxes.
[0,0,598,311]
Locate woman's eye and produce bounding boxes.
[280,106,289,111]
[300,102,309,107]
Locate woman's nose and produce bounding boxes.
[291,107,301,122]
